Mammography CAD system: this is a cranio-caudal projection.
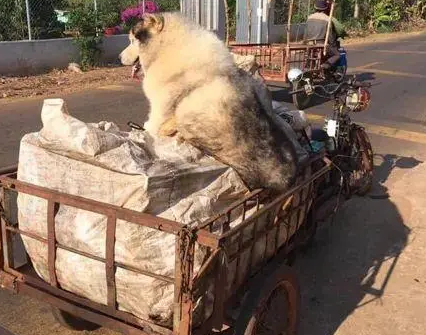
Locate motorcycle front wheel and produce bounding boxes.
[349,125,374,196]
[292,80,312,110]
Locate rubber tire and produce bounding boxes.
[51,307,101,331]
[350,126,374,196]
[292,80,312,110]
[234,263,300,335]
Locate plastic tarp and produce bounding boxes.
[17,99,249,327]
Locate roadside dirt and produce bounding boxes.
[0,65,134,101]
[345,27,426,46]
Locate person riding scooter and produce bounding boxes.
[304,0,346,70]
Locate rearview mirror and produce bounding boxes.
[288,68,303,83]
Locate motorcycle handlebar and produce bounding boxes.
[289,78,372,96]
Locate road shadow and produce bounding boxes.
[294,154,419,335]
[270,85,328,108]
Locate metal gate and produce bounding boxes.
[236,0,268,43]
[180,0,226,40]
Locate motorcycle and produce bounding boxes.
[291,40,348,110]
[288,69,374,197]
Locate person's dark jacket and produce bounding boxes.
[304,12,337,47]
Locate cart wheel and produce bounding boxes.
[234,265,300,335]
[292,80,311,110]
[51,307,101,331]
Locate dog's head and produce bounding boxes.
[119,13,165,67]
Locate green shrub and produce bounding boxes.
[371,0,402,32]
[68,5,103,70]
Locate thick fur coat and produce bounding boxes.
[120,12,299,191]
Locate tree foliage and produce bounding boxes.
[337,0,426,34]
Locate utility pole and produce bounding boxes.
[25,0,32,40]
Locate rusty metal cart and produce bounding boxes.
[0,154,336,335]
[229,43,325,83]
[228,0,333,83]
[229,0,344,110]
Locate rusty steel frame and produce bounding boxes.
[230,0,339,84]
[229,44,324,82]
[0,156,331,335]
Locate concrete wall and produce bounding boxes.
[268,24,306,43]
[0,35,129,76]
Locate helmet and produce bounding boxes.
[314,0,330,10]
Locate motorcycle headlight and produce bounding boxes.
[288,68,303,83]
[346,87,371,112]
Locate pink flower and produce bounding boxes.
[121,1,159,23]
[144,1,159,13]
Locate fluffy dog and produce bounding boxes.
[120,12,300,191]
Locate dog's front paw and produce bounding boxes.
[159,128,178,137]
[158,117,178,137]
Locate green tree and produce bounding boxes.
[68,5,103,69]
[29,0,66,39]
[0,1,27,41]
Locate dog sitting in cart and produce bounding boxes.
[0,11,370,335]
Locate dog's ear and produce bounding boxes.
[143,13,165,33]
[132,13,164,43]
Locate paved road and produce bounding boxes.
[1,33,426,335]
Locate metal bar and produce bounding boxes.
[0,187,5,271]
[106,214,117,309]
[24,0,32,40]
[173,230,195,335]
[219,163,330,241]
[198,189,262,230]
[283,45,288,81]
[232,229,245,289]
[323,0,335,56]
[286,0,295,46]
[4,226,175,284]
[242,202,247,221]
[173,237,183,331]
[192,248,220,287]
[47,201,58,287]
[248,217,259,272]
[211,251,227,329]
[0,195,13,270]
[223,211,232,233]
[0,177,218,248]
[227,218,292,264]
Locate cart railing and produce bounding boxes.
[0,169,219,335]
[229,44,324,82]
[0,158,330,335]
